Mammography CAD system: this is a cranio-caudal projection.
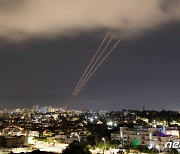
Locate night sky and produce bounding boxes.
[0,0,180,110]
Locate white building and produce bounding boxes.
[111,126,180,152]
[29,131,39,137]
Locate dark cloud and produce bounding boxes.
[0,0,22,10]
[159,0,179,12]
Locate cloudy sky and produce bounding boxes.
[0,0,180,110]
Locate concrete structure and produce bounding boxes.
[111,126,180,152]
[0,136,28,148]
[29,131,39,137]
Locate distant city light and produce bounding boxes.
[90,118,94,122]
[107,121,113,126]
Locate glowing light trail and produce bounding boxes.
[72,31,111,95]
[73,34,115,95]
[74,37,122,95]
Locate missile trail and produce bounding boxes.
[72,31,111,95]
[73,34,115,95]
[74,37,122,95]
[74,38,122,95]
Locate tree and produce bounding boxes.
[86,135,96,146]
[62,141,91,154]
[169,148,179,154]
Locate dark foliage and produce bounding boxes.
[62,141,91,154]
[10,150,55,154]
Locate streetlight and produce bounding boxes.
[102,137,106,154]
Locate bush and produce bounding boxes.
[62,141,91,154]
